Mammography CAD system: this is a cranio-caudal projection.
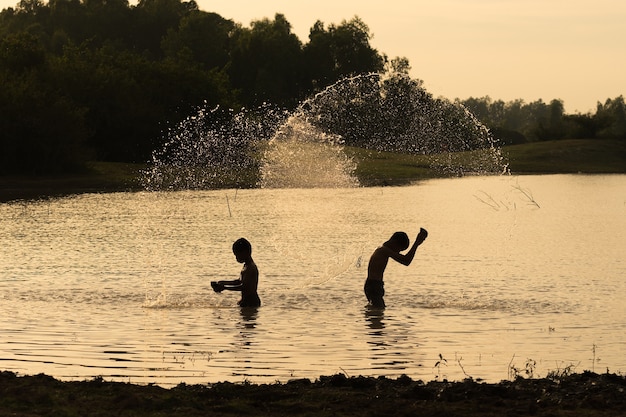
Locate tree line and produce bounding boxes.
[0,0,384,174]
[460,96,626,145]
[1,0,624,175]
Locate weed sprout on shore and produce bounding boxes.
[434,354,448,380]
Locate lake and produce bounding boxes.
[1,174,624,387]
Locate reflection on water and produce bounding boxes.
[0,175,625,386]
[365,307,385,335]
[240,307,259,330]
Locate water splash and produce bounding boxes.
[142,71,507,191]
[292,72,507,176]
[257,115,358,188]
[141,104,288,191]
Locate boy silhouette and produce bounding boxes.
[211,238,261,307]
[365,228,428,308]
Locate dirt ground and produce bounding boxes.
[1,371,624,416]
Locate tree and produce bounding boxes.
[161,11,234,70]
[228,13,304,108]
[0,31,44,71]
[17,0,44,14]
[532,99,566,140]
[0,49,88,174]
[595,96,626,139]
[132,0,198,57]
[563,113,597,139]
[303,16,384,91]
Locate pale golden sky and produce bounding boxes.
[2,0,624,113]
[196,0,625,113]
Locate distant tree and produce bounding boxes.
[562,113,597,139]
[595,96,626,139]
[132,0,197,57]
[81,0,133,49]
[17,0,44,14]
[228,13,304,108]
[303,16,384,91]
[531,99,566,140]
[387,56,410,75]
[0,41,88,174]
[47,0,87,46]
[51,43,232,162]
[462,96,491,125]
[161,11,234,70]
[462,97,568,142]
[0,31,44,70]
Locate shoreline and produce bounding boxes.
[2,139,625,203]
[2,171,625,205]
[0,175,142,204]
[2,371,624,416]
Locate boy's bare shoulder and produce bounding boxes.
[373,245,395,257]
[244,261,259,275]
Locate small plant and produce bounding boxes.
[546,362,578,381]
[512,181,540,208]
[592,343,597,372]
[455,354,472,380]
[524,358,537,378]
[508,355,537,379]
[474,190,503,211]
[474,180,541,211]
[434,354,448,380]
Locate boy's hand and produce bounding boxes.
[416,228,428,244]
[211,281,225,293]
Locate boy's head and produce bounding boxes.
[387,232,409,251]
[233,237,252,262]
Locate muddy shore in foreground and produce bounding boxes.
[1,371,624,416]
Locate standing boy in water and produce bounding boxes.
[211,238,261,307]
[365,228,428,308]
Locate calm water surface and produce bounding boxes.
[1,174,624,386]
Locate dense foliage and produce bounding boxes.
[1,0,624,175]
[0,0,384,174]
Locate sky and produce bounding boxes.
[2,0,624,113]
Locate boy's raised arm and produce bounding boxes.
[416,228,428,245]
[389,228,428,266]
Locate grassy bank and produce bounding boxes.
[349,138,626,185]
[0,162,146,203]
[1,139,624,202]
[502,138,626,174]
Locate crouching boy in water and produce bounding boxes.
[211,238,261,307]
[365,228,428,308]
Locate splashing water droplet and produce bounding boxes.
[142,72,508,191]
[258,115,359,188]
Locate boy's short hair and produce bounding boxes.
[233,237,252,255]
[389,232,409,250]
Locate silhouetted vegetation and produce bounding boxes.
[461,96,626,145]
[0,0,384,174]
[1,0,624,176]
